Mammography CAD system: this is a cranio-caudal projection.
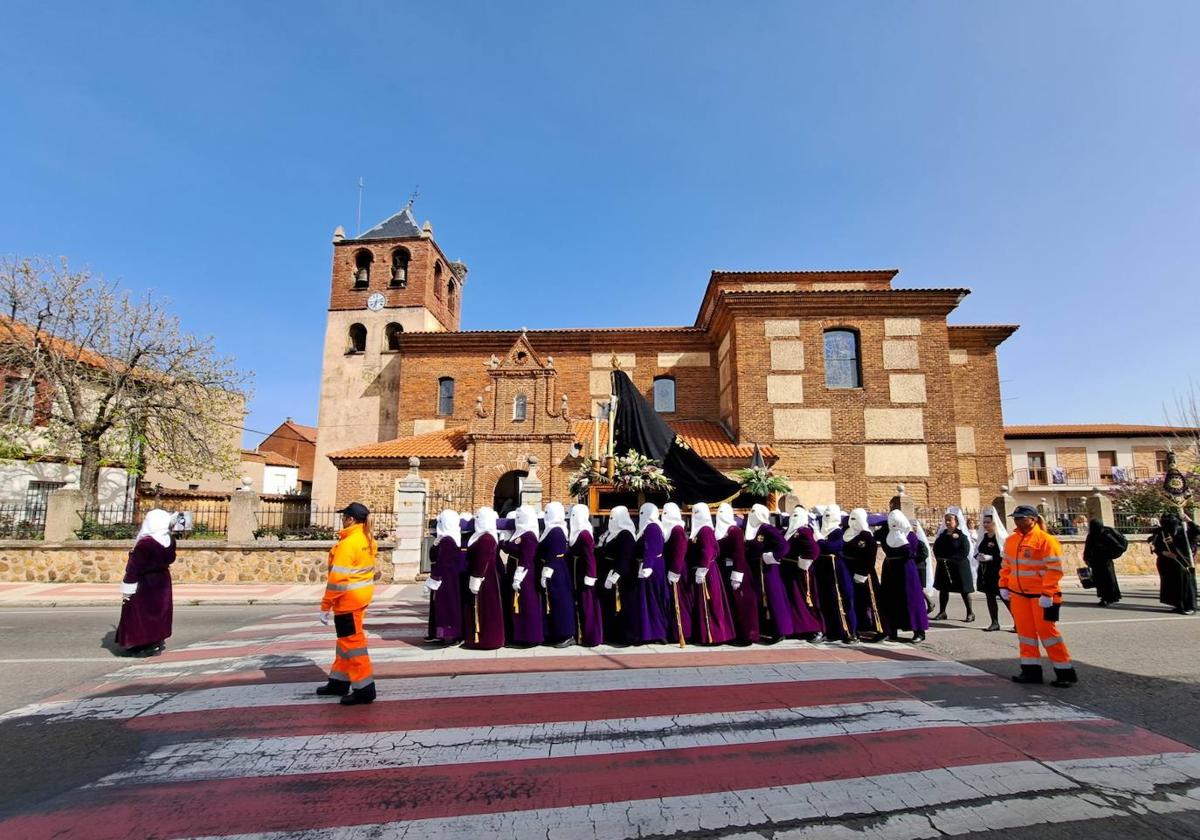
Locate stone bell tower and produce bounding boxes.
[312,206,469,509]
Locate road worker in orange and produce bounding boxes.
[316,502,378,705]
[1000,504,1077,688]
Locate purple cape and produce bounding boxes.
[571,531,604,646]
[115,536,175,649]
[745,523,795,638]
[720,526,759,643]
[632,523,671,643]
[538,528,576,643]
[463,533,506,650]
[688,527,735,644]
[500,531,544,645]
[783,530,824,634]
[880,532,930,633]
[428,536,465,641]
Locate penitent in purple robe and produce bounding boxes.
[745,523,795,639]
[427,536,465,642]
[844,529,888,638]
[539,528,576,643]
[633,524,671,644]
[115,536,176,650]
[720,526,760,644]
[784,529,824,635]
[881,532,930,634]
[500,531,544,645]
[598,530,637,645]
[570,531,604,646]
[664,524,692,642]
[688,527,735,644]
[463,533,506,650]
[816,528,858,642]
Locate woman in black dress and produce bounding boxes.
[1083,519,1126,606]
[933,507,974,622]
[973,506,1008,631]
[1150,512,1198,615]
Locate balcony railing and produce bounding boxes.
[1008,466,1151,489]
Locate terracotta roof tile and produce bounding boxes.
[1005,424,1199,439]
[262,451,299,468]
[572,420,775,461]
[328,427,470,460]
[284,421,317,442]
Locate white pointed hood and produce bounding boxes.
[886,509,913,549]
[690,503,713,540]
[603,505,636,544]
[821,504,844,538]
[636,502,661,539]
[744,504,771,542]
[714,503,737,540]
[661,502,685,535]
[137,508,174,548]
[511,506,539,541]
[844,508,870,542]
[785,506,811,540]
[568,504,593,545]
[541,501,567,542]
[468,507,499,547]
[435,509,460,543]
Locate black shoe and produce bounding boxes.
[983,622,1000,632]
[1098,600,1109,607]
[553,638,576,649]
[932,612,948,621]
[340,683,377,705]
[316,679,350,697]
[964,613,976,623]
[910,632,925,643]
[1011,664,1044,685]
[1050,667,1078,688]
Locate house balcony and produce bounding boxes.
[1007,466,1152,490]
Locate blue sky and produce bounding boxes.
[1,2,1197,444]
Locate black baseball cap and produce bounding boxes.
[336,502,370,521]
[1012,504,1039,519]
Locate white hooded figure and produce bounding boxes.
[886,509,914,550]
[568,503,597,587]
[600,505,636,589]
[635,502,662,578]
[509,506,540,590]
[714,503,738,541]
[744,504,770,541]
[821,504,845,540]
[843,508,870,543]
[540,501,568,589]
[690,503,714,541]
[120,509,174,600]
[467,506,500,594]
[913,519,936,592]
[785,506,811,541]
[426,509,460,593]
[661,502,687,585]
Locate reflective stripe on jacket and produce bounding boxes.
[1000,524,1064,600]
[321,524,377,613]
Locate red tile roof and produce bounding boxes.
[330,420,775,463]
[1005,424,1199,439]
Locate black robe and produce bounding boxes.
[1150,520,1198,612]
[974,534,1003,596]
[933,530,974,594]
[1083,520,1126,603]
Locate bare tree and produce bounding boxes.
[1166,379,1200,466]
[0,257,252,505]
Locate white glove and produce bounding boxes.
[999,588,1010,602]
[763,552,781,565]
[638,565,653,579]
[468,576,483,595]
[512,567,528,590]
[724,559,734,567]
[583,575,597,587]
[120,581,138,597]
[853,574,868,584]
[424,577,442,592]
[319,611,331,625]
[730,570,744,590]
[541,567,554,587]
[667,571,681,585]
[1039,595,1054,608]
[694,567,709,584]
[797,558,814,571]
[604,570,620,589]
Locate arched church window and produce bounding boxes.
[433,261,444,299]
[824,328,862,389]
[437,377,455,416]
[385,322,403,352]
[390,248,409,288]
[348,323,367,354]
[353,250,373,288]
[447,280,456,313]
[513,392,528,422]
[653,376,676,413]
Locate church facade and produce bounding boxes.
[313,207,1017,516]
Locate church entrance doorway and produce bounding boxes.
[492,470,528,517]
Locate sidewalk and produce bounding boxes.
[0,581,421,607]
[0,575,1158,608]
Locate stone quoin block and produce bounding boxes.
[961,487,981,510]
[864,408,925,440]
[412,419,446,435]
[882,340,920,370]
[956,426,977,454]
[766,375,804,404]
[889,374,927,404]
[773,408,832,440]
[591,352,635,369]
[657,351,711,368]
[885,317,922,337]
[864,444,931,477]
[770,340,805,370]
[791,479,837,505]
[589,370,611,396]
[949,349,969,365]
[764,319,801,337]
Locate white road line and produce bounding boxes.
[92,698,1096,786]
[0,659,986,722]
[1058,615,1197,626]
[181,629,425,650]
[0,657,120,663]
[179,754,1200,840]
[231,618,427,633]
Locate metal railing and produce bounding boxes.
[0,504,46,539]
[1008,466,1152,489]
[254,507,396,541]
[74,502,229,540]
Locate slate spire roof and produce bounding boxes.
[356,206,422,240]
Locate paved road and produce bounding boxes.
[0,587,1197,839]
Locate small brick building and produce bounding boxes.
[313,206,1017,516]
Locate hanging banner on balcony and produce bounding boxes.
[610,370,741,505]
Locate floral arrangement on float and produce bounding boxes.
[733,465,792,510]
[568,450,673,501]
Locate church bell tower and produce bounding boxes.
[311,206,469,508]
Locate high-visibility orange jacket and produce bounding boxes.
[320,524,377,613]
[1000,524,1065,601]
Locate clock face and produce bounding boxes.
[366,292,386,312]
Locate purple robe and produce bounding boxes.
[745,523,795,638]
[538,528,576,643]
[720,526,760,643]
[784,530,824,635]
[664,524,692,642]
[115,536,176,649]
[598,530,636,644]
[500,531,544,645]
[688,527,735,644]
[843,530,888,637]
[633,523,671,643]
[881,532,930,633]
[427,535,464,641]
[816,528,858,641]
[571,531,604,646]
[463,533,506,650]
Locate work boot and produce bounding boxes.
[315,678,350,697]
[340,683,377,706]
[1050,667,1079,688]
[1011,664,1044,685]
